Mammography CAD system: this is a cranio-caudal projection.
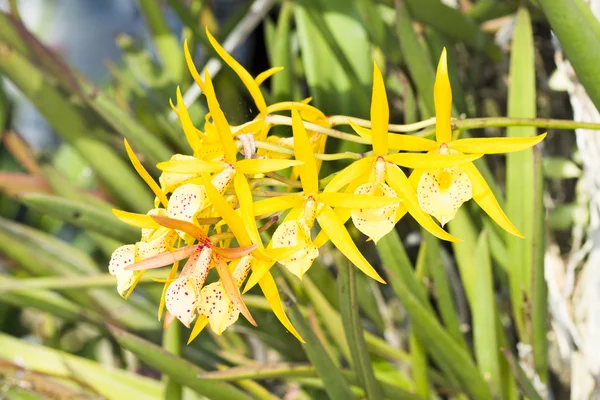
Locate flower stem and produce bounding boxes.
[328,115,436,132]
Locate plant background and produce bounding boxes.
[0,0,597,399]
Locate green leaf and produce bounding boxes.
[337,260,384,399]
[19,193,140,243]
[0,36,153,212]
[108,325,253,400]
[271,1,295,103]
[377,230,492,399]
[404,0,502,61]
[537,0,600,112]
[472,232,503,398]
[394,0,435,118]
[294,0,370,116]
[502,349,544,400]
[137,0,184,81]
[423,232,468,350]
[409,332,429,398]
[0,333,163,400]
[199,363,423,400]
[288,304,358,400]
[505,12,547,383]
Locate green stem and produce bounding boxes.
[417,117,600,137]
[163,322,183,400]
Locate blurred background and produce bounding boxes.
[0,0,599,399]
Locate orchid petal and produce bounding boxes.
[199,282,239,334]
[267,102,327,121]
[202,174,251,246]
[167,183,207,238]
[292,108,319,194]
[323,157,374,193]
[234,173,262,246]
[112,208,159,230]
[232,119,264,136]
[434,48,452,144]
[176,86,204,154]
[371,63,389,156]
[213,244,259,260]
[211,166,235,193]
[124,139,169,208]
[135,229,177,260]
[384,152,482,168]
[272,219,319,279]
[450,133,547,154]
[159,155,201,193]
[184,39,206,92]
[318,192,400,209]
[126,245,200,271]
[351,182,399,243]
[214,254,256,326]
[462,162,524,237]
[255,67,283,87]
[258,272,304,342]
[236,158,303,175]
[316,206,386,283]
[166,275,202,328]
[350,122,438,152]
[157,158,227,174]
[416,168,473,226]
[158,261,180,320]
[202,69,238,163]
[108,244,136,296]
[385,164,460,242]
[253,195,304,216]
[187,315,209,344]
[206,28,267,113]
[151,215,209,243]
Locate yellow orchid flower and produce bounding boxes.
[323,63,482,243]
[245,108,405,289]
[197,175,304,342]
[397,49,546,235]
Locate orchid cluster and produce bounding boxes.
[108,29,545,343]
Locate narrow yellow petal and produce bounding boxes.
[384,152,482,169]
[234,174,262,246]
[292,108,319,194]
[253,195,304,216]
[316,206,386,283]
[205,28,267,113]
[450,133,547,154]
[243,258,275,294]
[214,254,256,326]
[232,119,264,136]
[176,86,204,154]
[184,39,206,92]
[158,260,180,320]
[202,69,238,163]
[267,102,327,121]
[371,63,389,156]
[385,164,460,242]
[462,162,524,237]
[258,272,305,342]
[236,158,303,175]
[123,139,169,208]
[318,192,400,209]
[434,48,452,144]
[202,174,252,245]
[255,67,284,87]
[324,157,374,193]
[387,133,439,152]
[187,315,209,344]
[157,158,227,174]
[112,209,159,230]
